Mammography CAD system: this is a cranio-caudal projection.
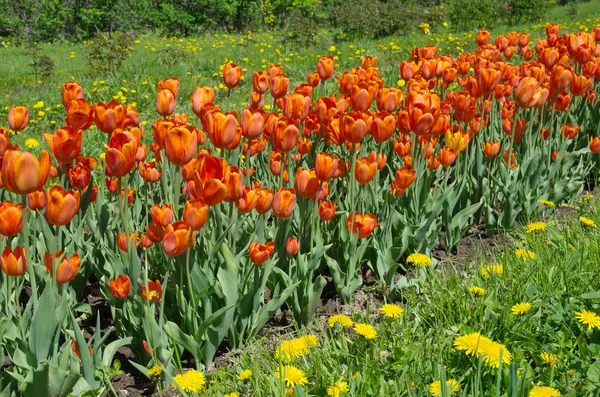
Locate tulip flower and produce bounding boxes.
[253,71,270,94]
[391,167,416,196]
[161,221,192,257]
[371,112,396,143]
[222,63,242,89]
[62,82,84,107]
[158,77,180,97]
[93,99,126,134]
[315,153,339,181]
[109,275,131,299]
[165,125,198,166]
[183,199,209,230]
[270,74,290,99]
[68,162,92,190]
[150,204,174,227]
[206,110,240,149]
[190,87,215,117]
[438,147,457,167]
[272,118,300,153]
[319,201,336,221]
[2,150,51,195]
[286,237,300,256]
[8,105,29,131]
[307,72,320,87]
[272,188,296,218]
[27,190,46,210]
[355,156,377,184]
[139,162,162,183]
[295,168,321,199]
[156,89,175,116]
[116,232,139,252]
[282,93,310,122]
[346,212,378,238]
[249,241,275,265]
[66,99,93,131]
[317,56,335,81]
[590,137,600,154]
[483,141,501,158]
[104,132,138,178]
[255,187,274,214]
[0,246,27,277]
[43,126,83,163]
[45,252,80,284]
[240,108,266,139]
[0,201,22,237]
[141,280,163,302]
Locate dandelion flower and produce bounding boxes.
[540,352,559,366]
[406,253,432,267]
[327,380,349,397]
[580,216,596,227]
[25,138,40,149]
[469,286,486,296]
[429,379,460,396]
[575,310,600,330]
[511,302,532,315]
[299,334,318,348]
[238,369,252,381]
[528,385,561,397]
[380,304,404,319]
[276,365,308,389]
[275,338,308,361]
[515,248,536,261]
[454,333,485,356]
[328,314,353,328]
[172,370,206,393]
[480,264,503,279]
[224,392,239,397]
[353,323,377,339]
[454,332,511,368]
[538,199,555,207]
[148,364,162,377]
[526,222,547,233]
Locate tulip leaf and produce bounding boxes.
[71,311,100,388]
[101,337,132,368]
[29,285,59,364]
[19,362,80,397]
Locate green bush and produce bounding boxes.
[446,0,509,31]
[507,0,555,24]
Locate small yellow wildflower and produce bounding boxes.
[238,369,252,381]
[528,385,561,397]
[33,101,44,109]
[406,253,432,267]
[526,222,547,233]
[353,323,377,339]
[380,304,404,319]
[469,286,486,296]
[429,379,460,396]
[511,302,532,315]
[480,264,503,279]
[25,138,40,149]
[540,352,559,367]
[454,332,512,368]
[575,310,600,330]
[580,216,596,227]
[224,392,240,397]
[276,365,308,389]
[328,314,353,328]
[148,364,162,377]
[515,249,536,261]
[538,199,555,207]
[172,370,206,393]
[327,380,349,397]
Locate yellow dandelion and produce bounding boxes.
[584,193,593,201]
[511,302,532,315]
[406,253,432,267]
[538,199,555,207]
[99,152,106,160]
[454,332,511,368]
[353,323,377,339]
[328,314,353,328]
[33,101,45,109]
[25,138,40,149]
[276,365,308,389]
[580,216,596,227]
[172,370,206,393]
[429,379,460,396]
[148,364,162,377]
[380,304,404,319]
[225,392,240,397]
[299,334,318,348]
[275,335,316,362]
[454,332,487,356]
[575,310,600,330]
[238,369,252,381]
[480,264,503,279]
[540,352,559,367]
[526,222,547,233]
[327,380,349,397]
[528,385,561,397]
[469,286,486,296]
[515,249,536,260]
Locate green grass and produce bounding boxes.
[166,194,600,396]
[0,1,599,156]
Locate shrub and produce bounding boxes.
[446,0,510,31]
[507,0,554,24]
[84,32,135,75]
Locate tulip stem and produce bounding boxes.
[52,227,59,299]
[173,169,182,217]
[504,107,519,190]
[21,196,37,307]
[348,144,359,232]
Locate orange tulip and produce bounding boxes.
[45,186,80,226]
[240,108,266,139]
[350,82,377,112]
[249,241,275,265]
[165,125,198,166]
[295,167,321,199]
[307,72,320,87]
[224,166,244,202]
[315,152,339,181]
[150,204,174,227]
[346,212,378,238]
[109,275,131,299]
[190,86,215,116]
[140,234,154,248]
[318,201,336,221]
[2,150,51,195]
[272,118,299,153]
[515,77,546,108]
[282,93,311,122]
[272,188,296,218]
[43,126,83,163]
[93,99,126,134]
[104,132,138,177]
[158,77,180,97]
[286,237,299,255]
[399,61,418,81]
[156,89,175,116]
[393,136,412,157]
[183,199,209,230]
[371,111,396,143]
[62,82,84,107]
[161,221,192,257]
[44,252,80,284]
[590,137,600,154]
[145,222,165,243]
[476,30,491,46]
[483,141,501,158]
[66,99,93,131]
[141,280,162,302]
[562,124,580,139]
[222,63,242,89]
[67,162,92,190]
[438,147,457,167]
[255,187,274,214]
[340,112,371,144]
[570,73,592,96]
[206,111,240,150]
[1,246,27,277]
[391,167,416,194]
[376,87,404,112]
[270,74,290,99]
[139,162,162,183]
[236,186,259,214]
[253,71,270,94]
[355,156,377,184]
[0,201,22,237]
[27,190,46,210]
[317,56,335,81]
[8,105,29,131]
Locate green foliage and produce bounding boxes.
[446,0,510,31]
[84,32,135,75]
[507,0,555,24]
[282,9,319,48]
[27,43,55,85]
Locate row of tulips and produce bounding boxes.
[1,23,600,395]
